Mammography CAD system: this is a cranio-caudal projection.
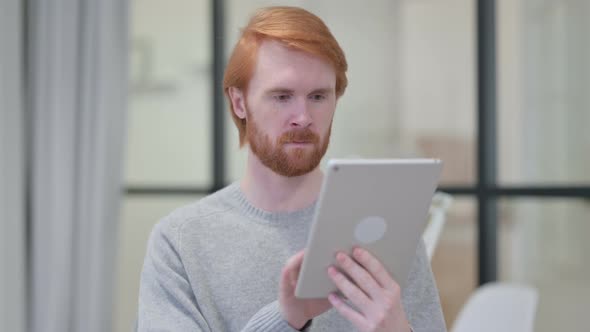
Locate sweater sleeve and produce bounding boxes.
[403,240,448,332]
[137,220,300,332]
[137,220,211,331]
[241,301,305,332]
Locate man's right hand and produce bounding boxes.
[279,250,332,329]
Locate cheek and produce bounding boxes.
[257,116,285,139]
[314,107,336,130]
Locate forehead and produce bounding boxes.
[249,40,336,92]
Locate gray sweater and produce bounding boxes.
[137,182,446,331]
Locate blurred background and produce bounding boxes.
[1,0,589,331]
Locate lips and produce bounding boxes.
[279,129,320,145]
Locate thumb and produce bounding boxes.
[281,250,306,292]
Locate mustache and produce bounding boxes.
[278,128,320,144]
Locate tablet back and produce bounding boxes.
[295,159,442,298]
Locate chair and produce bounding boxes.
[423,192,453,260]
[451,282,539,332]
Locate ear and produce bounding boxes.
[228,87,247,120]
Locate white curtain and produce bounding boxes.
[27,1,129,331]
[0,1,26,331]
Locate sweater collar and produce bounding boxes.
[227,182,318,223]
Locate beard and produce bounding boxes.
[246,114,331,177]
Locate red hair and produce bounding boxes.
[223,6,348,147]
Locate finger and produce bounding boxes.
[281,250,305,292]
[328,292,369,330]
[328,266,372,310]
[291,250,306,286]
[335,252,382,300]
[352,247,398,290]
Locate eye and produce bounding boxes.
[274,94,292,102]
[310,94,326,101]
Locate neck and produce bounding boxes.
[240,148,324,212]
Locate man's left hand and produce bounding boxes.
[327,247,411,332]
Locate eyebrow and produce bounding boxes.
[265,88,294,95]
[264,87,335,95]
[308,88,334,95]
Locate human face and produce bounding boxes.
[231,40,337,177]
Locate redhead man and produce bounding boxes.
[137,6,446,332]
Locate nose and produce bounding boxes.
[290,99,312,128]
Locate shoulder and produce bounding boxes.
[149,184,239,248]
[402,239,446,330]
[405,240,432,290]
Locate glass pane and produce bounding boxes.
[499,198,590,331]
[431,197,477,328]
[225,0,476,186]
[498,0,590,185]
[125,0,212,187]
[113,195,204,332]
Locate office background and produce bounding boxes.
[120,0,590,331]
[1,0,589,331]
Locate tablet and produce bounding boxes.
[295,158,442,298]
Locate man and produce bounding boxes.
[138,6,446,332]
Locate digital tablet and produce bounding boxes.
[295,159,442,298]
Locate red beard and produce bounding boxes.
[246,116,331,177]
